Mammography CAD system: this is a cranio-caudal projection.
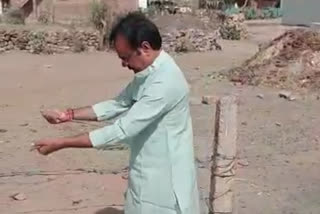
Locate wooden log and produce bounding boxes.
[209,96,238,214]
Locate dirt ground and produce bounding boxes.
[1,20,320,214]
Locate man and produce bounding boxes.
[34,12,200,214]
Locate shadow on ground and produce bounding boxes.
[95,207,124,214]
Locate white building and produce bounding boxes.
[0,0,3,15]
[139,0,148,9]
[282,0,320,26]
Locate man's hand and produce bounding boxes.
[41,109,72,124]
[33,138,65,155]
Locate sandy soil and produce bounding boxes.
[1,20,320,214]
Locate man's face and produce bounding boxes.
[114,34,148,73]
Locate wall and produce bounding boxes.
[150,0,199,8]
[282,0,320,26]
[0,27,100,53]
[23,0,138,24]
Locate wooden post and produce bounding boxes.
[51,0,55,23]
[33,0,37,19]
[209,96,238,214]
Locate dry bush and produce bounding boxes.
[28,32,47,54]
[89,0,116,50]
[38,10,51,24]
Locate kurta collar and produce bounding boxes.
[134,50,167,79]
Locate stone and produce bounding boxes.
[29,129,37,133]
[202,95,219,105]
[279,90,296,101]
[288,96,297,101]
[279,90,292,98]
[72,199,83,206]
[11,193,27,201]
[257,94,264,99]
[0,129,7,133]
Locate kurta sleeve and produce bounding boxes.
[89,81,169,149]
[92,83,133,121]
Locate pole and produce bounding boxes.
[209,96,238,214]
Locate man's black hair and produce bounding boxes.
[109,12,162,50]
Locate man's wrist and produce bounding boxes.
[57,138,68,150]
[62,134,93,148]
[65,108,74,121]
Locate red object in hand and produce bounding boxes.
[41,109,74,124]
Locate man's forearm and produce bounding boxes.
[34,133,94,155]
[62,133,93,148]
[71,106,98,121]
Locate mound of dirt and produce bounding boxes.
[228,29,320,92]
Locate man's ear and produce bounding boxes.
[141,41,152,51]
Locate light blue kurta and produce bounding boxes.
[89,50,200,214]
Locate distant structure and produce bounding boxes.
[139,0,148,9]
[282,0,320,26]
[0,0,46,18]
[0,0,10,15]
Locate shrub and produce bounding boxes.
[28,32,46,54]
[3,8,25,25]
[38,10,51,24]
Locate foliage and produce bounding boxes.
[28,32,47,54]
[262,7,282,19]
[243,7,257,20]
[2,8,25,25]
[201,0,236,10]
[225,6,240,15]
[231,6,282,20]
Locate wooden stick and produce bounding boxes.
[209,96,238,214]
